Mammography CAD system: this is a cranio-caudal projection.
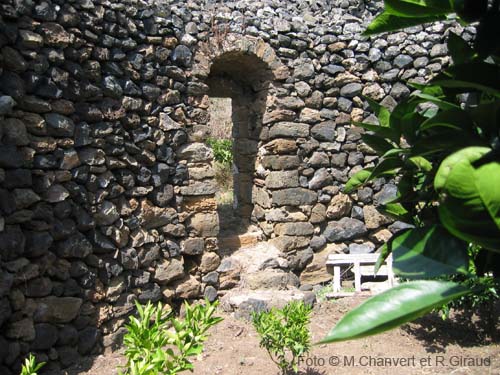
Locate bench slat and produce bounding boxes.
[327,253,394,294]
[326,253,392,265]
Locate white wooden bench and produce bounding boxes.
[326,253,394,293]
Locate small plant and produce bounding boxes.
[20,354,45,375]
[206,138,233,165]
[315,284,333,302]
[120,299,223,375]
[252,301,312,374]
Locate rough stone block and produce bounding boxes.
[269,122,309,138]
[272,188,317,206]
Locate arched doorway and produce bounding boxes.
[206,52,270,237]
[191,35,290,251]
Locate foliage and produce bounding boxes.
[438,244,499,320]
[322,0,499,344]
[120,300,223,375]
[438,275,499,319]
[315,284,356,302]
[206,138,233,165]
[20,354,45,375]
[252,301,312,374]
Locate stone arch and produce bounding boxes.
[193,34,289,82]
[192,35,289,241]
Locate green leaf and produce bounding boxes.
[379,202,411,221]
[361,134,395,155]
[384,0,453,17]
[475,156,500,230]
[435,147,500,252]
[433,62,500,96]
[468,100,500,139]
[364,97,391,127]
[391,226,469,279]
[389,100,423,144]
[419,108,471,131]
[474,8,500,58]
[344,168,372,193]
[369,157,404,179]
[363,12,446,36]
[409,82,445,97]
[447,32,475,64]
[186,345,203,356]
[412,129,483,156]
[381,148,406,158]
[411,92,460,111]
[374,241,392,275]
[352,121,400,142]
[319,280,471,343]
[408,156,432,172]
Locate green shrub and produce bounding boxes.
[438,245,499,322]
[439,276,499,318]
[20,354,45,375]
[252,301,312,374]
[120,300,222,375]
[206,138,233,165]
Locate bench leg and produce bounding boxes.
[387,254,394,288]
[354,261,361,292]
[388,267,394,288]
[333,266,341,292]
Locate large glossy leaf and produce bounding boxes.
[435,147,500,251]
[391,226,469,279]
[475,156,500,230]
[363,12,446,36]
[319,281,471,343]
[344,169,372,193]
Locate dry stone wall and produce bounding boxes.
[0,0,474,373]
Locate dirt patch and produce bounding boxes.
[67,296,499,375]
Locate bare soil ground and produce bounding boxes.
[68,296,499,375]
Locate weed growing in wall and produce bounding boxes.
[206,138,233,165]
[20,354,45,375]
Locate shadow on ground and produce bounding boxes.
[402,305,500,353]
[296,368,328,375]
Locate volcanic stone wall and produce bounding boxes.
[0,0,473,372]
